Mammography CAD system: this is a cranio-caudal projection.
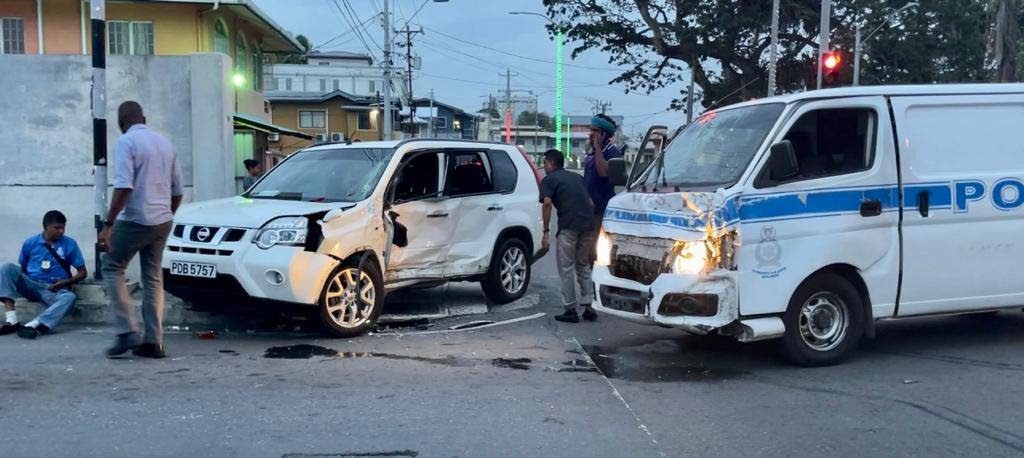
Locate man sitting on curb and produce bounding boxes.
[0,211,87,339]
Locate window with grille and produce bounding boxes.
[213,19,229,54]
[1,17,26,54]
[235,32,249,88]
[108,21,153,56]
[299,110,327,129]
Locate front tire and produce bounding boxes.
[780,273,864,367]
[319,258,384,338]
[481,238,531,304]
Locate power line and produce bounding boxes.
[401,0,431,29]
[341,0,382,51]
[327,0,375,57]
[419,72,502,87]
[313,13,378,51]
[422,26,623,71]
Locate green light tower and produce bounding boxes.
[555,29,563,156]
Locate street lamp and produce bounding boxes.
[854,2,918,86]
[509,11,565,157]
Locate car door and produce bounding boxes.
[384,150,459,280]
[738,97,901,320]
[441,149,508,276]
[891,93,1024,316]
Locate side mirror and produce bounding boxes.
[608,157,628,187]
[767,141,799,182]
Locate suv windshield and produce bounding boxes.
[247,147,394,202]
[637,103,785,190]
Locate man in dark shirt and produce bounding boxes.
[0,210,87,339]
[540,149,598,323]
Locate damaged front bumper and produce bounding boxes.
[592,266,738,335]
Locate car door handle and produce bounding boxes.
[487,205,503,211]
[427,211,448,218]
[918,190,930,218]
[859,199,882,217]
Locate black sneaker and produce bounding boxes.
[106,332,141,358]
[17,324,48,339]
[582,307,598,322]
[132,343,167,359]
[0,322,21,336]
[554,310,580,323]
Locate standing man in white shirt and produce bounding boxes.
[100,101,184,359]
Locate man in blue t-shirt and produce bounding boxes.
[584,114,622,227]
[0,211,87,338]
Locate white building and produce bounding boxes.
[266,51,408,102]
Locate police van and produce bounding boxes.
[598,84,1024,366]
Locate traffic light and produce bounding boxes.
[822,50,843,85]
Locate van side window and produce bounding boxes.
[445,151,494,197]
[774,108,876,184]
[488,150,518,193]
[393,153,440,202]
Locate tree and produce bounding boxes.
[517,111,554,129]
[544,1,995,112]
[296,35,312,54]
[992,0,1020,81]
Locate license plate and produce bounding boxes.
[170,261,216,279]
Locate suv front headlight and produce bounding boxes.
[254,216,308,249]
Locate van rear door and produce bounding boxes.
[891,93,1024,316]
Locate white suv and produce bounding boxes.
[163,139,545,337]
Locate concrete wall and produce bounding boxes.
[0,53,233,270]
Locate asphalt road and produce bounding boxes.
[2,252,1024,457]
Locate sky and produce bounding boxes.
[251,0,690,138]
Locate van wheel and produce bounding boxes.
[318,258,384,338]
[780,273,864,367]
[481,238,531,304]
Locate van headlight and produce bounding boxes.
[596,230,612,266]
[671,241,709,275]
[254,217,308,249]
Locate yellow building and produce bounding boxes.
[265,91,401,154]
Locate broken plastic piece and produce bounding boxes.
[448,320,496,330]
[195,330,217,340]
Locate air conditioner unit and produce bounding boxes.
[314,133,328,143]
[330,132,344,142]
[268,132,280,142]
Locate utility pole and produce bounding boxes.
[428,89,435,138]
[399,25,424,136]
[586,98,612,115]
[687,55,696,124]
[817,0,831,90]
[767,0,780,96]
[501,68,519,144]
[91,0,107,280]
[382,0,393,140]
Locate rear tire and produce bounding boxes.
[779,273,864,367]
[319,257,384,338]
[481,238,531,304]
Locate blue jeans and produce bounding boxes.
[0,263,77,329]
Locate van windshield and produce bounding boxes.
[247,148,394,203]
[637,103,785,190]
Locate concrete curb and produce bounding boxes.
[13,281,542,330]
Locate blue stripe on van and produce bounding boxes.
[738,186,899,222]
[604,182,954,230]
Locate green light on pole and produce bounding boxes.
[232,72,246,88]
[555,29,563,156]
[565,115,571,160]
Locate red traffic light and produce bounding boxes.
[823,51,842,70]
